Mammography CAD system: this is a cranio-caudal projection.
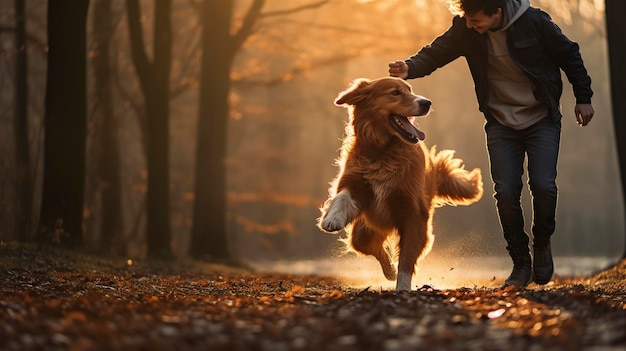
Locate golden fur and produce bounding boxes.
[318,77,483,291]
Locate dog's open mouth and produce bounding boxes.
[389,114,426,144]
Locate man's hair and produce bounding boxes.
[447,0,505,16]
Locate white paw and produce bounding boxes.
[395,270,412,291]
[321,216,345,232]
[320,190,359,232]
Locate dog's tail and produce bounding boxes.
[430,147,483,206]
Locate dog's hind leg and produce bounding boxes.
[396,212,433,291]
[351,219,397,281]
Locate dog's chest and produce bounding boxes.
[347,140,428,202]
[359,155,424,198]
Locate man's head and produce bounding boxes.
[447,0,504,34]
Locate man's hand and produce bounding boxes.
[575,103,594,127]
[388,60,409,79]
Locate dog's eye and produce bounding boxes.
[390,90,401,96]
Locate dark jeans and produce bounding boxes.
[485,117,561,257]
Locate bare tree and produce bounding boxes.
[14,0,33,242]
[605,0,626,260]
[126,0,174,259]
[188,0,328,261]
[91,0,125,256]
[39,0,90,247]
[188,0,256,261]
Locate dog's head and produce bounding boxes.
[335,77,431,145]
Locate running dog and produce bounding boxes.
[318,77,483,291]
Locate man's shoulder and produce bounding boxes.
[519,7,554,24]
[449,15,478,35]
[450,14,466,29]
[508,7,557,36]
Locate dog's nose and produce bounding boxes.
[419,99,432,110]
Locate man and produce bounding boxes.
[389,0,594,287]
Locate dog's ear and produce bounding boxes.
[335,78,372,106]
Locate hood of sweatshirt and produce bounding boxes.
[498,0,531,31]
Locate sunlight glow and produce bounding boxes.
[253,255,615,291]
[592,0,605,11]
[331,255,504,290]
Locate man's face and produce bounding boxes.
[464,8,502,34]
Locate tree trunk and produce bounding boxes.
[126,0,173,260]
[39,0,90,247]
[92,0,125,256]
[190,0,267,261]
[605,0,626,260]
[14,0,33,242]
[189,0,235,261]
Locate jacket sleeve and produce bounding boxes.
[405,16,466,79]
[537,11,593,104]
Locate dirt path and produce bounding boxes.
[1,243,624,351]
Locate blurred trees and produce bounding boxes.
[38,0,90,247]
[0,0,622,262]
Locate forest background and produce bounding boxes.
[0,0,622,269]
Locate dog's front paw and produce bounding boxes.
[321,215,346,233]
[319,189,359,233]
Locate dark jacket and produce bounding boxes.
[404,8,593,122]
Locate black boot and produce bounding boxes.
[533,243,554,285]
[504,252,532,288]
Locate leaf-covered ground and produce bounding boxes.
[1,242,625,351]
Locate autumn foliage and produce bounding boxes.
[1,243,624,350]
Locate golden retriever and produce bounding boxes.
[318,77,483,291]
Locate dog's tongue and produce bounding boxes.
[401,117,426,141]
[390,114,426,143]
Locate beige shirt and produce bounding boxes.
[487,30,548,130]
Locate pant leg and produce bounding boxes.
[523,118,561,247]
[485,120,529,256]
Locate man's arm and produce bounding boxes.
[389,16,466,79]
[535,10,594,125]
[575,103,594,127]
[389,60,409,79]
[537,11,593,105]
